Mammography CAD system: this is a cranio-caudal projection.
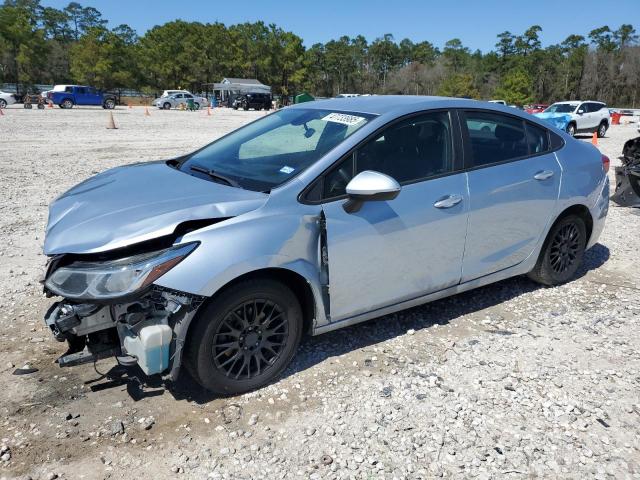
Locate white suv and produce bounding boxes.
[544,101,610,137]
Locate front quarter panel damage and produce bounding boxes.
[155,206,326,322]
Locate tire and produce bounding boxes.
[243,106,249,111]
[566,123,576,137]
[233,106,238,110]
[103,98,115,109]
[186,279,303,395]
[0,99,6,108]
[62,99,74,109]
[528,214,587,286]
[163,102,171,110]
[597,122,607,138]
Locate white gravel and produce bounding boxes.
[0,105,639,480]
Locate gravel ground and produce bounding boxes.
[0,105,639,480]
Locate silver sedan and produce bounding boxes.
[153,92,208,110]
[41,97,609,395]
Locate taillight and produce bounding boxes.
[601,154,610,173]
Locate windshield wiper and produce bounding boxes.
[189,165,242,189]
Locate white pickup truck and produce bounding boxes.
[543,101,610,137]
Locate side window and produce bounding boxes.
[463,111,527,167]
[525,122,549,154]
[356,111,453,184]
[65,86,73,92]
[75,87,86,94]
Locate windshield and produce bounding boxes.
[179,108,375,191]
[545,103,578,113]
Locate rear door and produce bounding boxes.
[317,110,469,321]
[460,110,561,282]
[86,87,101,105]
[74,87,88,105]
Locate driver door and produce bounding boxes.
[318,111,469,321]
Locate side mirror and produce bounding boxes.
[343,170,401,214]
[577,109,584,115]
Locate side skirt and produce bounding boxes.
[313,260,533,336]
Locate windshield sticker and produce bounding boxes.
[322,112,366,126]
[279,166,295,174]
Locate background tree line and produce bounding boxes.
[1,0,639,106]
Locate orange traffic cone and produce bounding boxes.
[48,101,54,108]
[207,106,211,116]
[0,108,4,116]
[128,102,132,109]
[106,111,118,129]
[144,106,150,116]
[592,131,598,146]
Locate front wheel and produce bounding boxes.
[528,214,586,286]
[163,102,171,110]
[566,123,576,137]
[62,99,74,109]
[0,99,7,108]
[186,279,302,395]
[597,122,607,138]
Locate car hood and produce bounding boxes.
[44,161,268,255]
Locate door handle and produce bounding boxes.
[433,194,463,209]
[534,170,554,181]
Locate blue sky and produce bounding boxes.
[42,0,640,51]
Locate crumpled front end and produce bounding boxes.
[41,241,205,379]
[533,112,571,131]
[611,136,640,208]
[44,285,203,378]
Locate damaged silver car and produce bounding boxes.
[42,97,609,395]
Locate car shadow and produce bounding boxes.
[164,243,609,403]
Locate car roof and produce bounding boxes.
[552,100,604,104]
[288,95,526,117]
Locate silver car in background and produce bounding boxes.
[153,92,208,110]
[42,96,609,395]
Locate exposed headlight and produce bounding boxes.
[45,242,198,300]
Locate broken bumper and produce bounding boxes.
[44,287,203,379]
[611,165,640,207]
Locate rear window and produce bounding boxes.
[525,122,549,154]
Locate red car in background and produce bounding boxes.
[525,104,549,114]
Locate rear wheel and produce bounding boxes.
[566,123,576,137]
[103,98,115,109]
[0,99,6,108]
[528,214,586,286]
[597,121,607,138]
[186,279,302,395]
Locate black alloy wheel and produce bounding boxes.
[528,214,586,286]
[212,299,288,380]
[548,223,580,274]
[186,279,302,395]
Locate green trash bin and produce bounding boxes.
[294,92,315,104]
[186,98,196,111]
